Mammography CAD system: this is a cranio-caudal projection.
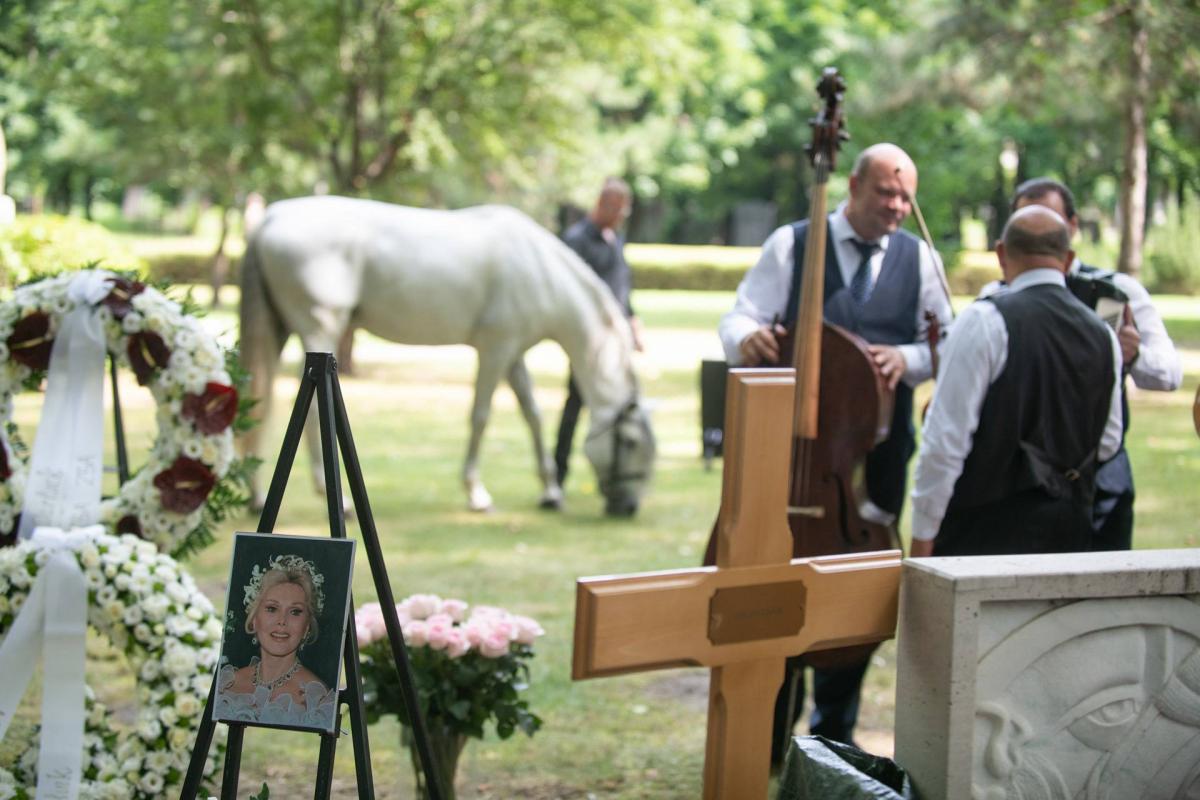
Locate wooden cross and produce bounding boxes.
[572,368,901,799]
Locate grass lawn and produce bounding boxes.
[9,287,1200,798]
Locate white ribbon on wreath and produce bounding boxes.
[0,526,96,800]
[18,269,111,538]
[0,269,114,800]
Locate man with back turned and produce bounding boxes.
[910,205,1123,557]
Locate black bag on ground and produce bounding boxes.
[776,735,918,800]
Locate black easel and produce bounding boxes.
[179,352,443,799]
[110,354,130,485]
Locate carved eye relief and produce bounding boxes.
[1057,684,1142,752]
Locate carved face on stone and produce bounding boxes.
[972,597,1200,800]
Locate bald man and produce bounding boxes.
[910,206,1123,558]
[1003,178,1182,551]
[719,143,953,759]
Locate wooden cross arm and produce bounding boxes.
[572,550,901,680]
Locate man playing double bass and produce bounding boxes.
[719,142,953,761]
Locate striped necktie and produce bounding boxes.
[849,238,881,305]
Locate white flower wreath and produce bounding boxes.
[0,270,244,556]
[0,532,224,799]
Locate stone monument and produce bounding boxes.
[895,549,1200,800]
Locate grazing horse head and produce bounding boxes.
[584,397,656,517]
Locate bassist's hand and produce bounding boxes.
[739,324,787,366]
[867,344,906,390]
[1118,304,1140,368]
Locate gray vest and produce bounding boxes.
[785,220,921,516]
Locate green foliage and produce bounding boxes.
[249,783,270,800]
[4,0,1200,266]
[630,263,745,292]
[1145,199,1200,295]
[144,252,229,287]
[946,250,1002,296]
[0,215,145,286]
[359,639,542,742]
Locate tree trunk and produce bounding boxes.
[1117,2,1150,278]
[210,205,232,308]
[83,174,96,220]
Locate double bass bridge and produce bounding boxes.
[787,505,826,518]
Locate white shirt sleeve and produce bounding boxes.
[897,241,955,388]
[909,300,1008,541]
[1099,327,1124,461]
[718,225,795,365]
[1111,272,1183,391]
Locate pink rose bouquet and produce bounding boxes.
[355,594,544,741]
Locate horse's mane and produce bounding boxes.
[471,205,632,346]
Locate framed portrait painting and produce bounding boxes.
[213,532,356,733]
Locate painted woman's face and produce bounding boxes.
[252,582,310,658]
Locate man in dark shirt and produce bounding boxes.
[554,178,643,490]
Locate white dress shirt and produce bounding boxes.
[1090,262,1182,390]
[910,268,1124,541]
[980,258,1182,390]
[718,203,954,386]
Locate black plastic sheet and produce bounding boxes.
[776,735,918,800]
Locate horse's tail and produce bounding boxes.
[238,227,288,502]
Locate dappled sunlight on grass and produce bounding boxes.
[4,286,1194,797]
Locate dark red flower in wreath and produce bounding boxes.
[7,312,54,371]
[100,278,146,319]
[127,330,171,385]
[116,514,143,538]
[0,442,10,481]
[182,382,239,435]
[153,456,216,514]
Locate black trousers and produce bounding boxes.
[1091,485,1134,551]
[554,374,583,484]
[1090,449,1134,551]
[771,656,871,765]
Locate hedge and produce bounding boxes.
[627,246,1000,295]
[0,215,145,286]
[1,219,1003,297]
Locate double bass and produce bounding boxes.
[782,69,898,569]
[703,68,898,670]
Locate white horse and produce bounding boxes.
[239,196,656,516]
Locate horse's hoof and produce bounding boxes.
[467,486,494,512]
[538,496,563,511]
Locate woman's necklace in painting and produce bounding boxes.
[255,658,302,692]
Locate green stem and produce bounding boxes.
[404,723,466,800]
